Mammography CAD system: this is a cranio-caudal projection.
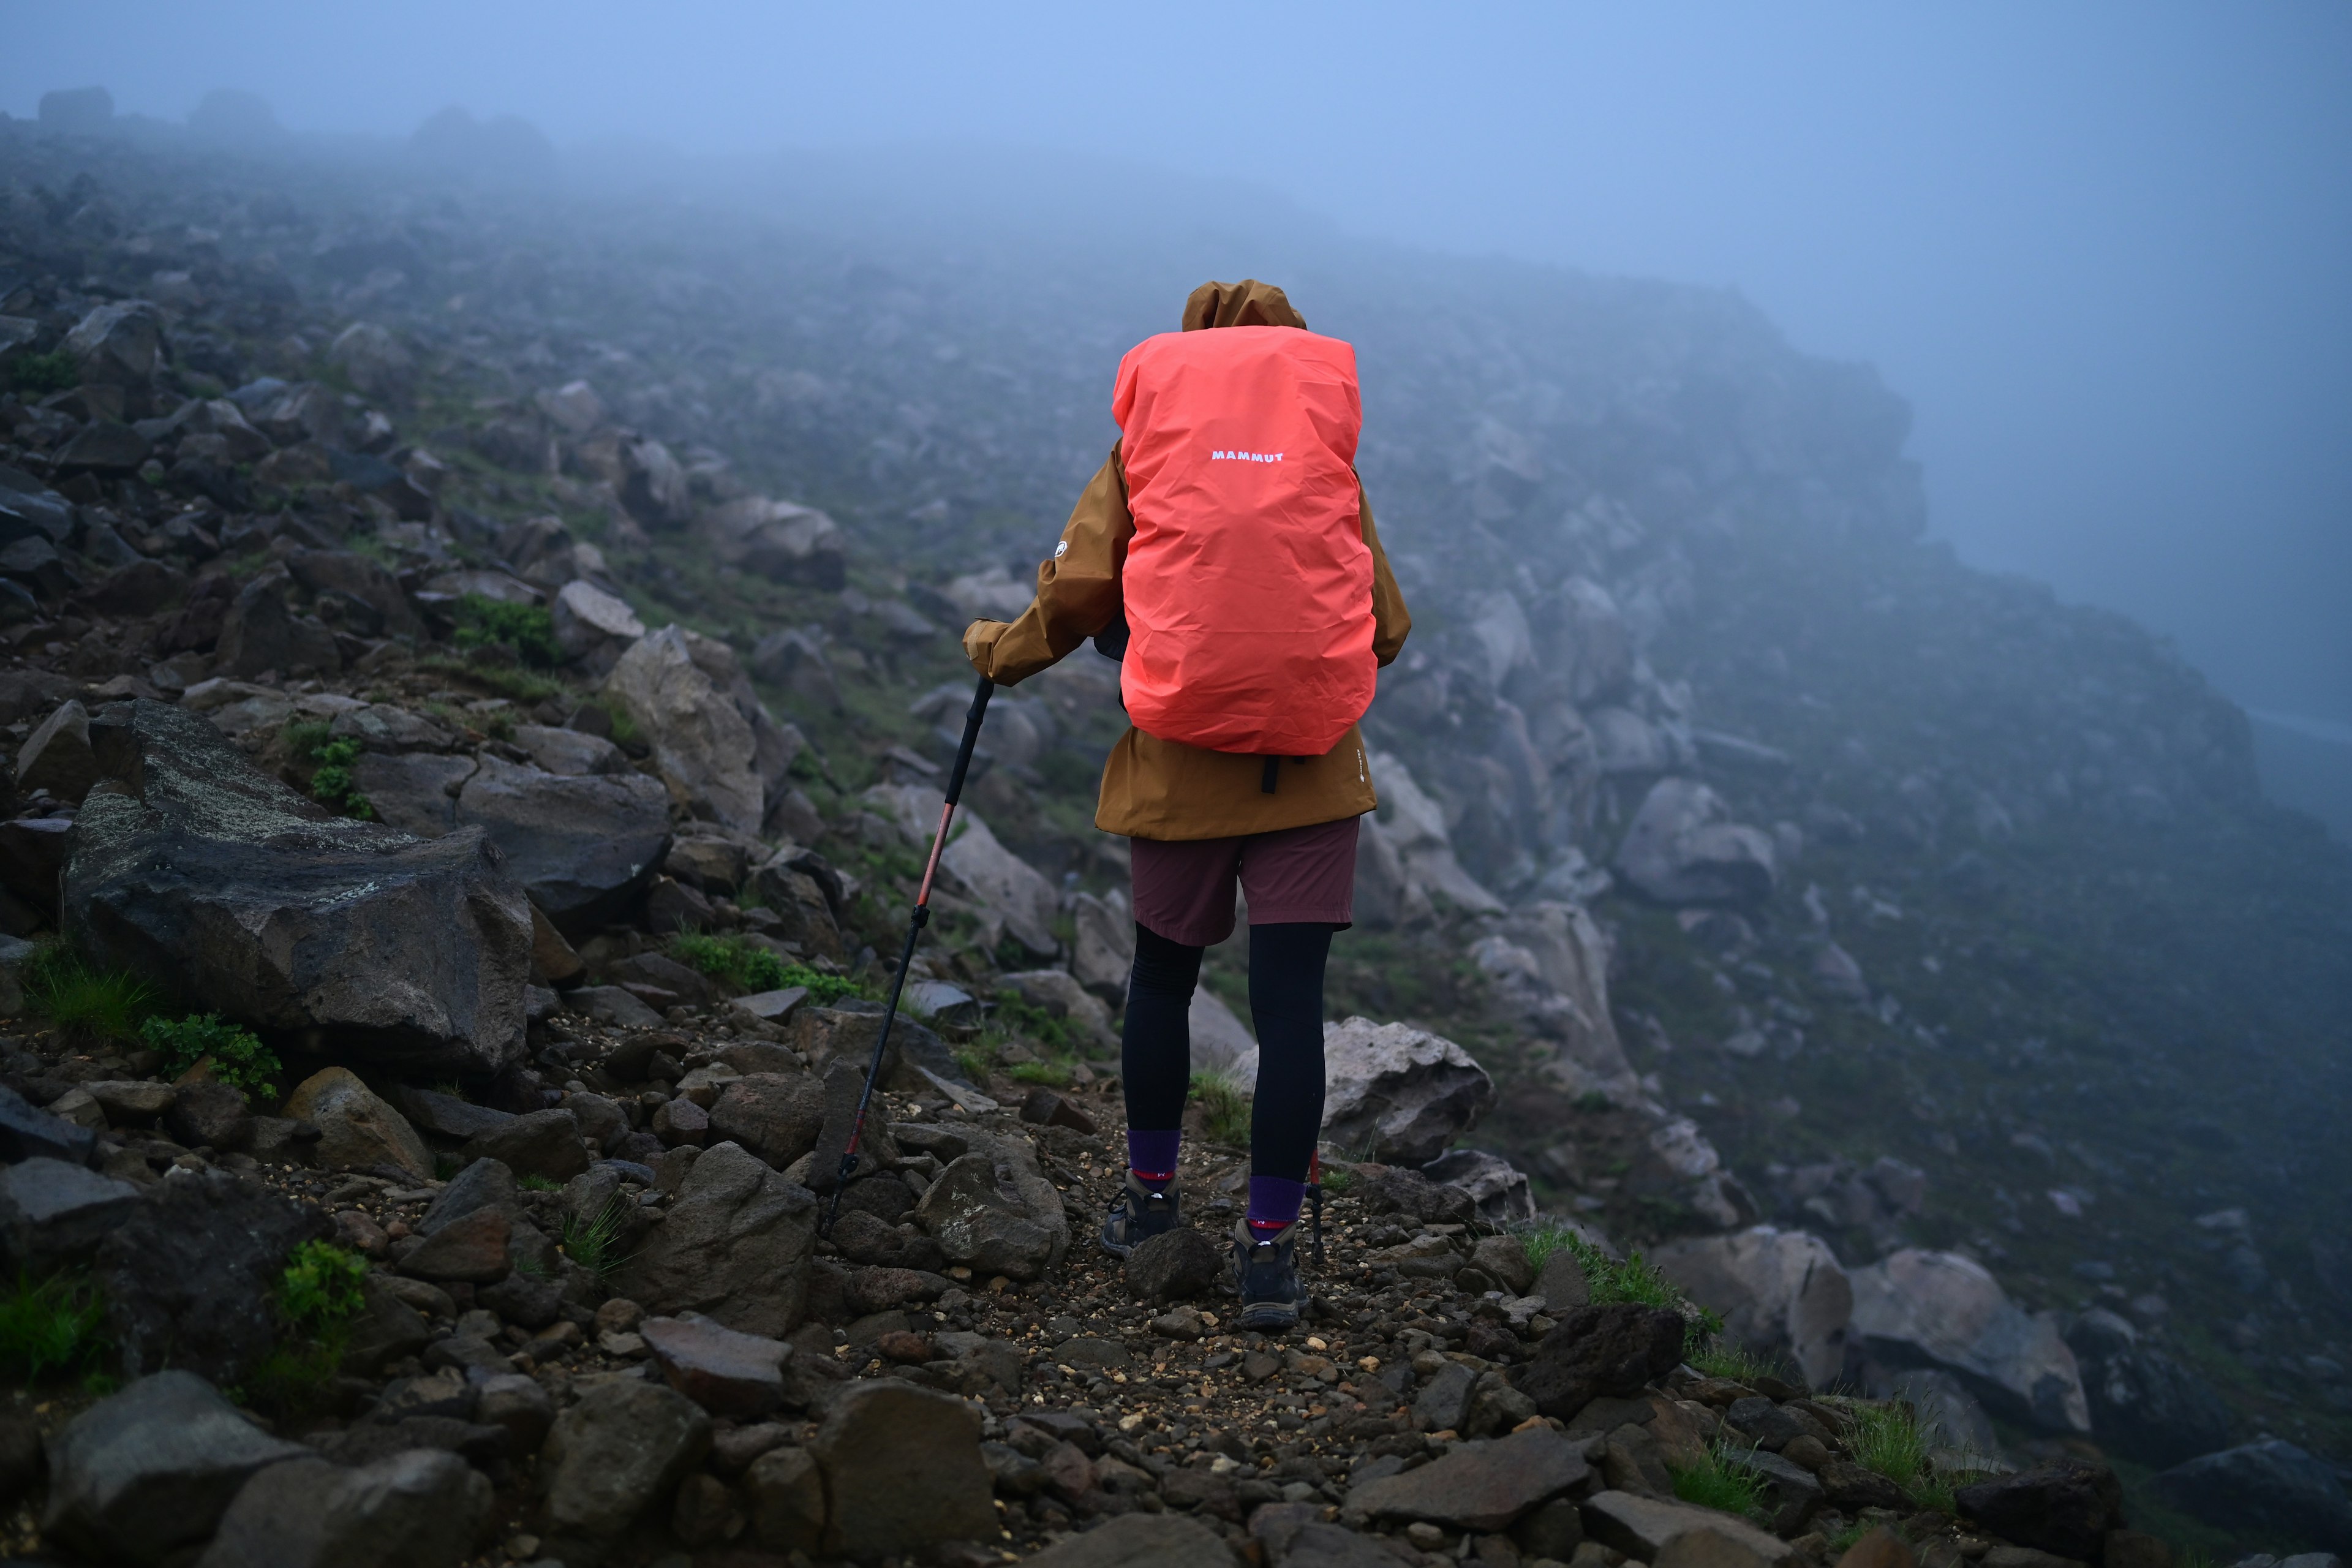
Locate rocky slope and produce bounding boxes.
[0,92,2345,1568]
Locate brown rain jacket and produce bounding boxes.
[962,280,1412,841]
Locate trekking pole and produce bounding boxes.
[823,673,994,1237]
[1308,1148,1325,1268]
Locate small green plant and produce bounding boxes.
[1317,1162,1355,1196]
[666,932,865,1001]
[1007,1060,1073,1088]
[560,1197,635,1281]
[24,946,157,1045]
[519,1173,563,1193]
[1517,1223,1721,1346]
[1189,1070,1252,1147]
[605,704,643,749]
[244,1240,368,1414]
[453,592,560,668]
[988,994,1076,1055]
[418,654,568,705]
[1826,1521,1874,1558]
[307,736,374,820]
[952,1041,995,1082]
[1668,1438,1765,1519]
[0,1270,108,1383]
[139,1012,284,1100]
[9,350,78,397]
[1843,1398,1984,1511]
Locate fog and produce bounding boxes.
[13,1,2352,798]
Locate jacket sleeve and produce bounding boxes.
[1360,479,1412,667]
[963,443,1133,686]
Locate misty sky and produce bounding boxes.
[12,2,2352,729]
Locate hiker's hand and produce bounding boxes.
[962,619,1006,675]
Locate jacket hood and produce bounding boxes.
[1182,279,1305,331]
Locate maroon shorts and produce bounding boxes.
[1129,815,1361,947]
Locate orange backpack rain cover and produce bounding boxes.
[1112,325,1376,756]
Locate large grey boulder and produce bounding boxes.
[1472,902,1640,1099]
[811,1379,995,1556]
[196,1449,492,1568]
[0,1156,141,1268]
[44,1371,311,1566]
[1345,1423,1591,1532]
[64,699,531,1075]
[1847,1248,2089,1432]
[707,1072,826,1170]
[864,783,1060,956]
[1613,778,1777,905]
[539,1378,711,1548]
[1321,1017,1496,1165]
[1579,1490,1796,1566]
[2155,1441,2352,1553]
[456,755,673,935]
[1651,1227,1853,1389]
[1365,752,1505,917]
[18,699,102,804]
[604,625,764,832]
[699,495,846,590]
[1025,1514,1238,1568]
[99,1169,335,1384]
[282,1067,432,1178]
[2063,1308,2233,1468]
[1420,1149,1535,1224]
[551,579,644,673]
[609,1140,817,1336]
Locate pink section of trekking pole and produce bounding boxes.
[915,800,954,907]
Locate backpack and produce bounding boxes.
[1111,325,1376,756]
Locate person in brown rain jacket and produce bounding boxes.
[961,279,1410,1329]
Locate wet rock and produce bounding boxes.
[43,1370,311,1566]
[97,1169,334,1382]
[388,1084,514,1142]
[341,1273,434,1374]
[913,1135,1069,1280]
[539,1378,712,1547]
[643,1311,792,1417]
[474,1371,555,1452]
[284,1066,432,1177]
[348,751,476,835]
[1414,1361,1479,1433]
[1423,1148,1536,1224]
[0,1156,141,1268]
[2063,1310,2233,1468]
[1953,1459,2125,1562]
[1126,1226,1226,1304]
[510,723,625,777]
[1651,1227,1853,1390]
[810,1378,995,1556]
[1026,1513,1238,1568]
[707,1071,826,1169]
[1580,1490,1797,1567]
[1020,1086,1101,1134]
[1346,1422,1593,1532]
[66,699,531,1075]
[215,567,342,677]
[1512,1303,1689,1420]
[1468,1232,1537,1295]
[195,1449,492,1568]
[1613,778,1779,905]
[453,754,673,936]
[1848,1249,2089,1432]
[18,699,101,803]
[400,1207,511,1283]
[604,625,764,833]
[610,1139,817,1336]
[739,1450,824,1553]
[2155,1442,2352,1555]
[1322,1016,1497,1166]
[461,1107,588,1182]
[1357,1164,1479,1227]
[0,1081,97,1164]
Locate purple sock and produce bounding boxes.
[1247,1175,1306,1235]
[1127,1129,1181,1185]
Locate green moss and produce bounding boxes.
[138,1012,283,1100]
[8,350,77,397]
[666,932,866,1001]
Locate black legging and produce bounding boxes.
[1122,921,1331,1183]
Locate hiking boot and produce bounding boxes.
[1231,1217,1307,1332]
[1100,1172,1182,1258]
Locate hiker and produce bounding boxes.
[960,279,1411,1330]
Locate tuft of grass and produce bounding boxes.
[1517,1222,1722,1348]
[667,932,866,1002]
[1317,1162,1354,1196]
[1843,1399,1988,1512]
[9,350,78,397]
[0,1270,108,1383]
[1006,1060,1072,1087]
[605,704,643,749]
[418,654,567,704]
[987,994,1076,1055]
[519,1173,562,1193]
[1668,1438,1766,1519]
[24,946,158,1045]
[1689,1335,1785,1386]
[951,1041,993,1082]
[140,1012,283,1101]
[1190,1070,1252,1147]
[453,592,560,668]
[560,1197,635,1281]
